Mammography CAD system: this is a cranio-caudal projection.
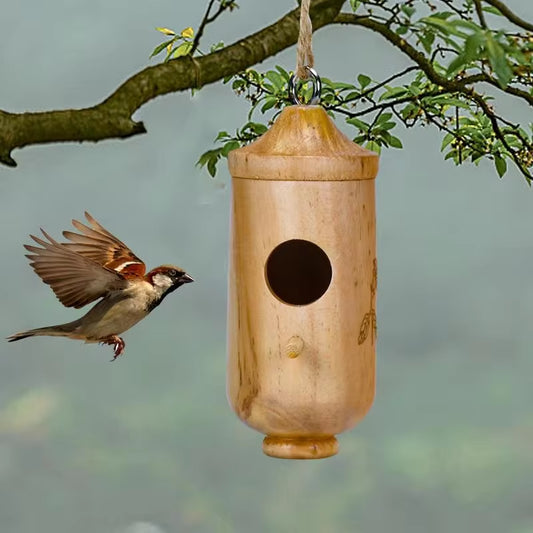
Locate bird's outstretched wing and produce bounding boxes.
[25,230,128,309]
[62,212,146,278]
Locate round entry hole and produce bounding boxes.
[265,239,332,306]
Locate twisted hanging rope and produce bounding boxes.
[295,0,315,79]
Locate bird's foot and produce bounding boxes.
[100,335,126,361]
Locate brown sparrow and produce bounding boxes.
[7,212,193,360]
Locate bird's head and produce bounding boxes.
[147,265,194,297]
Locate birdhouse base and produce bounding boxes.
[262,435,339,460]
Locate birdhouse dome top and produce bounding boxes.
[228,105,379,181]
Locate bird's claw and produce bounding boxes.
[99,335,125,362]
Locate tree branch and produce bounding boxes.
[191,0,224,55]
[334,12,532,180]
[473,0,488,29]
[335,13,533,107]
[0,0,345,167]
[482,0,533,32]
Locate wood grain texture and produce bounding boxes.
[228,105,378,181]
[227,106,378,459]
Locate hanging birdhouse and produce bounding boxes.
[227,103,379,459]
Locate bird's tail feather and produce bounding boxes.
[7,321,81,343]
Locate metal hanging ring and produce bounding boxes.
[289,66,322,105]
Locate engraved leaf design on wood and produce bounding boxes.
[358,312,372,345]
[358,258,378,345]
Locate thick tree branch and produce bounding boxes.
[482,0,533,32]
[0,0,344,167]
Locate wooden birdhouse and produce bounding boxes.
[227,105,379,459]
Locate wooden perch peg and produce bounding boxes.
[227,105,379,459]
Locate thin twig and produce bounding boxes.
[435,0,472,20]
[335,13,533,106]
[191,0,217,55]
[472,92,531,180]
[324,90,445,118]
[473,0,488,29]
[347,65,419,105]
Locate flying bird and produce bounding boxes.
[7,212,193,360]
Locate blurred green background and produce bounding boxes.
[1,1,532,532]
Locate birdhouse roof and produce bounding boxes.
[228,105,379,181]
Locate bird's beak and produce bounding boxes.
[181,273,194,283]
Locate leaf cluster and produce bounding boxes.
[150,26,196,61]
[193,0,532,181]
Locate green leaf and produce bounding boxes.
[345,90,363,101]
[464,31,484,61]
[261,96,278,113]
[376,112,393,123]
[408,83,422,96]
[379,86,408,101]
[444,149,458,162]
[196,148,221,168]
[430,11,455,20]
[485,33,513,88]
[400,103,420,120]
[349,0,361,12]
[248,122,268,135]
[346,117,369,131]
[215,131,230,141]
[428,96,470,109]
[483,6,503,16]
[388,135,403,149]
[358,74,371,89]
[420,16,468,38]
[494,155,507,177]
[210,41,225,53]
[441,132,455,150]
[150,38,175,58]
[275,65,290,81]
[446,54,468,77]
[419,31,435,54]
[171,41,193,58]
[221,140,241,157]
[401,5,416,17]
[207,157,218,177]
[446,30,484,77]
[365,140,381,154]
[231,78,245,91]
[265,70,284,90]
[379,121,396,131]
[451,19,483,32]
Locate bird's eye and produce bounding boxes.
[168,269,177,277]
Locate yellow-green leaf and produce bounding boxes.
[365,140,382,154]
[156,27,175,36]
[181,26,194,39]
[171,41,193,59]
